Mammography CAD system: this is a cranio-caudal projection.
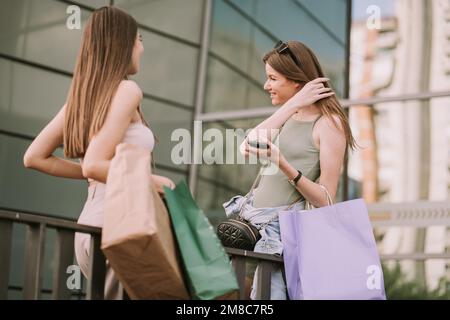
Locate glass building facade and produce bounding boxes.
[0,0,351,298]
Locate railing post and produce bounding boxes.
[52,229,75,300]
[23,223,46,300]
[255,261,272,300]
[0,220,13,299]
[86,233,106,300]
[231,256,247,300]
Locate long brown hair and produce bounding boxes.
[263,41,357,151]
[64,6,146,158]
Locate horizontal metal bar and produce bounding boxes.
[197,90,450,122]
[227,248,450,261]
[225,247,284,263]
[0,128,36,141]
[209,52,265,91]
[142,92,193,111]
[341,90,450,106]
[197,107,274,122]
[8,284,85,298]
[137,22,200,49]
[291,0,346,48]
[55,0,97,11]
[0,207,77,222]
[380,253,450,261]
[223,0,278,42]
[227,249,450,268]
[56,0,201,48]
[0,210,101,235]
[369,200,450,227]
[368,200,450,212]
[0,53,194,111]
[0,52,72,77]
[371,219,450,227]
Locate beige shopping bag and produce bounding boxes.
[101,143,189,299]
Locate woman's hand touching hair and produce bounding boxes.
[286,77,334,110]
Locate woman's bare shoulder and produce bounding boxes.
[317,113,344,134]
[108,80,143,118]
[117,80,143,100]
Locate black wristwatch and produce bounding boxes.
[288,170,303,187]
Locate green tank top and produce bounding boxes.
[252,115,322,208]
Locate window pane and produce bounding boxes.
[297,0,347,43]
[247,29,276,82]
[226,0,254,15]
[196,179,239,228]
[0,134,86,218]
[204,56,268,112]
[206,0,349,113]
[140,99,192,171]
[74,0,110,8]
[195,121,260,225]
[153,167,188,186]
[204,57,248,112]
[0,58,70,137]
[131,28,198,106]
[251,0,347,96]
[0,0,92,72]
[229,0,347,46]
[115,0,204,43]
[210,0,252,72]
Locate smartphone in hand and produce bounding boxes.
[248,140,269,149]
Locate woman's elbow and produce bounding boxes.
[82,161,98,179]
[81,162,93,179]
[23,151,37,169]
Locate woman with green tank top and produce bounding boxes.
[223,40,357,300]
[252,114,324,208]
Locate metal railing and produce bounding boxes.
[368,200,450,261]
[0,208,105,300]
[225,247,284,300]
[2,200,448,300]
[0,208,281,300]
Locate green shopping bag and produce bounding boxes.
[164,181,239,300]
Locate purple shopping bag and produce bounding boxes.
[279,198,386,300]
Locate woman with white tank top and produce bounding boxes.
[23,7,175,299]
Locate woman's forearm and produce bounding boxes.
[27,156,85,180]
[255,101,298,131]
[279,156,329,207]
[242,102,298,148]
[249,102,298,140]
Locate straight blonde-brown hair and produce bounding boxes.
[64,6,147,158]
[263,41,357,151]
